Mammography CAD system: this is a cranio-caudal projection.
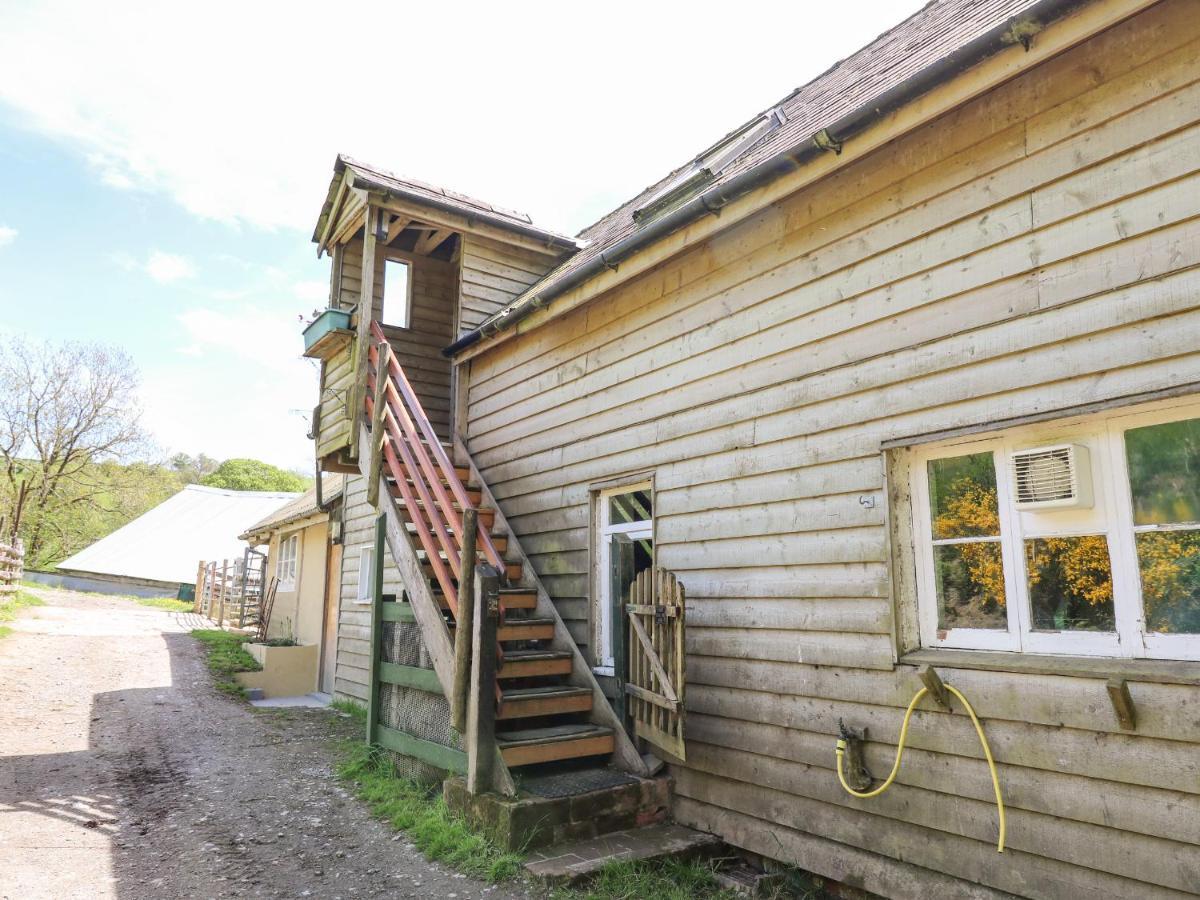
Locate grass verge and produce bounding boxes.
[330,698,367,724]
[136,596,194,613]
[191,629,260,696]
[0,590,46,639]
[552,857,741,900]
[334,739,522,881]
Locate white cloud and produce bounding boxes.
[292,280,328,303]
[0,0,924,236]
[145,251,196,283]
[141,305,318,468]
[0,225,17,247]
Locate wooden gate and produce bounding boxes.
[625,567,685,761]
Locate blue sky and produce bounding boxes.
[0,0,923,471]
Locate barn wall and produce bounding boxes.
[332,473,404,702]
[462,4,1200,896]
[337,238,456,439]
[458,234,561,333]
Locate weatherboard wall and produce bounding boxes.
[461,4,1200,897]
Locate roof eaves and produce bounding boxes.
[444,0,1091,358]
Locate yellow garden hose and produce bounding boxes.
[835,683,1007,853]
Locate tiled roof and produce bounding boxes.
[470,0,1060,337]
[335,155,579,249]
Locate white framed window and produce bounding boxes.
[593,482,654,674]
[909,397,1200,660]
[381,259,411,328]
[276,533,298,590]
[356,546,375,604]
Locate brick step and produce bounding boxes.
[496,723,615,767]
[498,649,573,679]
[498,685,592,720]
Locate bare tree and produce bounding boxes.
[0,337,147,558]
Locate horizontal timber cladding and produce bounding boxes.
[339,238,456,440]
[459,234,561,333]
[460,5,1200,897]
[333,474,404,702]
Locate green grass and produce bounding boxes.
[330,698,368,724]
[552,857,741,900]
[190,629,261,696]
[0,590,46,639]
[333,739,523,882]
[136,596,194,613]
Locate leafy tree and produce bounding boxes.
[0,337,147,559]
[200,458,309,492]
[169,452,220,484]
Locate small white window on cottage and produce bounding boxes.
[909,398,1200,661]
[276,534,298,590]
[594,483,654,674]
[381,259,411,328]
[356,546,375,604]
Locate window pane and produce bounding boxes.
[1136,530,1200,634]
[382,260,409,327]
[1025,536,1115,631]
[1125,416,1200,526]
[609,489,652,525]
[928,453,999,539]
[932,542,1008,631]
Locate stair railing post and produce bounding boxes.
[366,341,390,508]
[451,507,479,734]
[466,563,499,795]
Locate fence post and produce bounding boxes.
[194,561,206,614]
[217,559,229,627]
[466,563,499,794]
[451,508,479,733]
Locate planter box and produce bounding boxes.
[302,308,353,360]
[235,643,318,698]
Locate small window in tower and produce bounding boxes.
[382,259,411,328]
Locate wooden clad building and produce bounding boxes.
[304,0,1200,895]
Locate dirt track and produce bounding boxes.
[0,587,532,899]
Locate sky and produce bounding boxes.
[0,0,925,471]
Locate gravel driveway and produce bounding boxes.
[0,587,534,900]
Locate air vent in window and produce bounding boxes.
[1010,444,1093,510]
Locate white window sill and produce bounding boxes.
[592,665,615,677]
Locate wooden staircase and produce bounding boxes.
[362,324,642,786]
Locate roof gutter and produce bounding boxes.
[443,0,1086,359]
[349,173,580,252]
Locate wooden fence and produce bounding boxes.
[194,549,266,628]
[0,537,24,597]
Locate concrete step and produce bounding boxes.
[524,823,723,882]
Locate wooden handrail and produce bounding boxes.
[367,323,505,573]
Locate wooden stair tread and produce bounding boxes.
[496,723,613,747]
[501,649,571,661]
[501,685,590,700]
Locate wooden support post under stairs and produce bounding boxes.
[451,507,478,734]
[466,564,500,795]
[367,514,387,743]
